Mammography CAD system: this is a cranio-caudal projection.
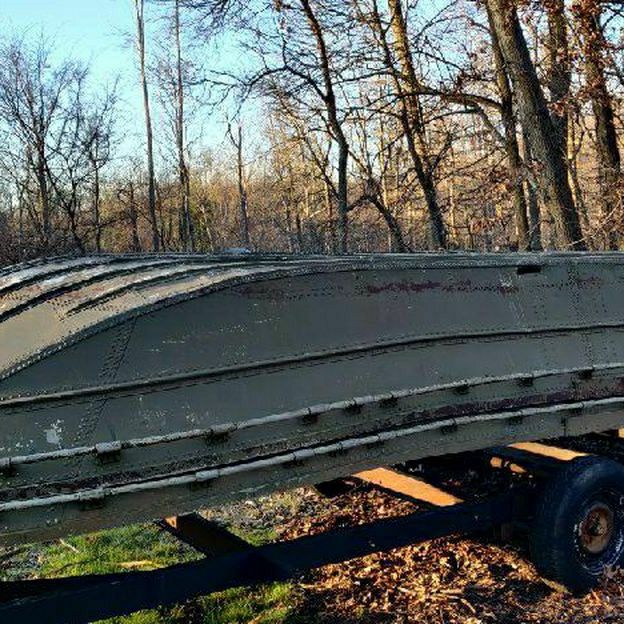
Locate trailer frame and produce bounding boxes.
[0,489,534,624]
[2,434,624,624]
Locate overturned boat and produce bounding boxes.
[2,252,624,545]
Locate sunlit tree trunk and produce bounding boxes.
[486,0,585,250]
[386,0,447,249]
[574,1,621,250]
[134,0,159,251]
[488,9,529,250]
[546,0,570,157]
[173,0,194,252]
[228,122,250,248]
[299,0,349,253]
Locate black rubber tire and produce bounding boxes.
[530,456,624,593]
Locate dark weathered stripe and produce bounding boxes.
[0,259,195,323]
[67,264,231,315]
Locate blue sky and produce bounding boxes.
[1,0,131,87]
[0,0,456,165]
[1,1,150,155]
[0,0,239,162]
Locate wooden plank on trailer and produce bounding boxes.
[489,456,526,474]
[511,442,587,461]
[354,468,462,506]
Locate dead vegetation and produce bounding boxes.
[274,485,624,623]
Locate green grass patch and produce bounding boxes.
[197,582,295,624]
[2,520,305,623]
[228,525,279,547]
[95,582,297,624]
[39,523,199,578]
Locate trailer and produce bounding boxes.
[3,252,624,620]
[2,437,624,623]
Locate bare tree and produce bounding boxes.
[360,0,448,249]
[4,0,624,263]
[236,1,354,252]
[573,0,622,250]
[485,0,585,250]
[545,0,571,157]
[172,0,195,251]
[0,36,118,256]
[83,91,117,252]
[227,121,250,247]
[350,93,410,253]
[487,8,530,250]
[0,39,78,250]
[134,0,160,250]
[297,0,350,253]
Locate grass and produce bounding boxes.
[40,524,200,577]
[97,582,297,624]
[1,520,303,624]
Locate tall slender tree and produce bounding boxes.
[384,0,447,249]
[487,8,530,250]
[134,0,160,250]
[545,0,570,157]
[227,121,250,248]
[298,0,350,253]
[173,0,195,251]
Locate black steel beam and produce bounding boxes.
[158,513,250,557]
[0,488,531,624]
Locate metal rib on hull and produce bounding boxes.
[2,252,624,544]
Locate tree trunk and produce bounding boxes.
[299,0,349,253]
[295,213,304,252]
[36,148,50,250]
[546,0,570,156]
[522,130,542,251]
[324,177,337,254]
[567,117,590,236]
[336,140,349,252]
[17,186,24,259]
[128,182,142,253]
[370,194,409,252]
[67,183,86,254]
[228,123,250,248]
[134,0,160,251]
[174,0,194,252]
[93,160,101,253]
[485,0,585,250]
[380,0,447,249]
[574,1,621,250]
[488,10,529,250]
[376,109,408,251]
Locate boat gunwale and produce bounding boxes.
[0,361,617,468]
[2,392,624,518]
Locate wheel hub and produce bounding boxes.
[578,503,615,555]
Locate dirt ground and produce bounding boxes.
[268,484,624,624]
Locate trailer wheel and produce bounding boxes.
[530,456,624,593]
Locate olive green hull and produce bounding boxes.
[2,253,624,544]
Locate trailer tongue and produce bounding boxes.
[2,252,624,545]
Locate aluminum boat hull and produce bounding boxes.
[2,252,624,544]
